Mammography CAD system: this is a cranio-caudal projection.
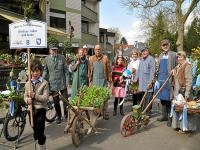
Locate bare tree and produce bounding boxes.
[121,0,200,51]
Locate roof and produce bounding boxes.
[0,9,67,36]
[100,28,115,37]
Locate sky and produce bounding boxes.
[99,0,195,45]
[99,0,146,45]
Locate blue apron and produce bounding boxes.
[157,58,170,101]
[92,61,107,87]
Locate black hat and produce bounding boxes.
[49,43,58,50]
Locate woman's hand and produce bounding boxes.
[185,96,188,102]
[76,61,80,65]
[119,76,124,83]
[171,69,176,76]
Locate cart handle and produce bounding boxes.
[142,74,172,114]
[56,91,98,132]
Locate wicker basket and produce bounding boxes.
[175,105,200,114]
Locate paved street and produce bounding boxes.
[0,98,200,150]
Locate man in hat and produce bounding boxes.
[135,47,156,115]
[157,39,177,126]
[43,43,68,124]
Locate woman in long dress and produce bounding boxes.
[171,51,199,132]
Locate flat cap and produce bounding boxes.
[49,43,58,49]
[161,39,170,45]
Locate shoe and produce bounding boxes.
[120,106,124,116]
[56,117,61,124]
[178,130,191,134]
[120,111,125,116]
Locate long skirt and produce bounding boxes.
[171,111,200,131]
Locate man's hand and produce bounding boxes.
[108,81,112,88]
[133,79,138,83]
[147,83,153,90]
[76,60,80,65]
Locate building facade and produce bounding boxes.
[48,0,101,48]
[99,28,115,62]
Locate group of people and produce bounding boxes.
[24,44,111,149]
[24,39,199,149]
[111,39,199,133]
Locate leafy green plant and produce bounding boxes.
[0,54,12,64]
[70,86,110,108]
[47,35,59,46]
[0,90,25,108]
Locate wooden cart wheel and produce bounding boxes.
[120,113,136,137]
[71,115,86,146]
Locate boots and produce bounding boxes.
[113,98,118,116]
[166,106,172,127]
[157,105,168,121]
[119,98,124,116]
[120,105,125,116]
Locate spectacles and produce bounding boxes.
[162,44,169,47]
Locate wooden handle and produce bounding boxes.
[27,48,34,127]
[142,74,172,114]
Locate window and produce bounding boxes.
[50,16,66,29]
[100,35,104,43]
[82,21,89,33]
[0,0,43,19]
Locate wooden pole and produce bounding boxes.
[142,74,172,114]
[27,48,34,127]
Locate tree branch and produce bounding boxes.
[123,0,175,8]
[183,0,200,23]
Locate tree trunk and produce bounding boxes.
[175,2,184,52]
[176,21,184,52]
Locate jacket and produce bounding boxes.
[24,78,49,109]
[88,55,112,83]
[43,54,67,91]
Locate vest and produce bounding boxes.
[176,62,190,87]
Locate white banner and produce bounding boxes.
[9,20,47,49]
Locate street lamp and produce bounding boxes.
[68,21,74,54]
